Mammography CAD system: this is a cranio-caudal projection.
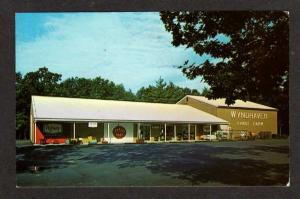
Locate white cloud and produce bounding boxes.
[16,12,208,92]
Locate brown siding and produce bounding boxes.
[216,108,277,134]
[180,97,218,116]
[181,96,278,135]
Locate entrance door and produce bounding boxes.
[140,125,151,141]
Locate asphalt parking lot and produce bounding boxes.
[16,139,289,186]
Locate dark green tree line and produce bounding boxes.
[136,77,200,103]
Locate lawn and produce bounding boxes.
[16,139,289,186]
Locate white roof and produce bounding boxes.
[31,96,228,124]
[178,95,277,111]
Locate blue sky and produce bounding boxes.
[16,12,213,93]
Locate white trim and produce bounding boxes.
[138,123,140,139]
[33,118,229,124]
[73,123,76,139]
[174,124,177,141]
[108,123,110,143]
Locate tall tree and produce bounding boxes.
[16,67,62,139]
[136,77,200,103]
[160,11,289,134]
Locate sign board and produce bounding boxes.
[88,122,98,128]
[43,124,62,134]
[113,125,126,139]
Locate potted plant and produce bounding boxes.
[101,138,108,144]
[136,138,144,144]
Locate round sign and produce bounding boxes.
[113,126,126,139]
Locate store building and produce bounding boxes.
[30,96,228,144]
[177,95,278,138]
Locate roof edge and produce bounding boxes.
[31,95,189,106]
[184,95,278,111]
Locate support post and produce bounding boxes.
[209,124,212,141]
[195,124,197,141]
[108,123,110,143]
[73,122,76,139]
[164,123,167,142]
[138,123,140,139]
[188,123,191,141]
[174,124,177,141]
[149,124,152,141]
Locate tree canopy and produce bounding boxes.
[160,11,289,133]
[136,77,200,103]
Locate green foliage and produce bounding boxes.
[201,87,211,97]
[58,76,136,101]
[16,67,62,139]
[160,11,289,133]
[136,77,200,103]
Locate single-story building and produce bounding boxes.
[177,95,278,139]
[30,96,229,144]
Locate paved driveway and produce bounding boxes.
[16,139,289,186]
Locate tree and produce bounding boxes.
[16,67,62,139]
[59,77,92,98]
[160,11,289,134]
[136,77,200,103]
[201,87,211,97]
[59,76,136,101]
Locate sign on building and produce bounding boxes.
[43,124,62,134]
[88,122,98,128]
[113,125,126,139]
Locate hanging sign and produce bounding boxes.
[88,122,98,128]
[113,125,126,139]
[43,124,62,134]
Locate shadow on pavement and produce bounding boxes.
[16,142,289,185]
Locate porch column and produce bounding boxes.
[209,124,212,141]
[174,124,177,141]
[138,123,140,139]
[188,123,191,141]
[195,124,197,141]
[164,123,167,142]
[73,122,76,139]
[108,123,110,143]
[150,124,152,140]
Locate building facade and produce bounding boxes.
[177,95,278,138]
[30,96,228,144]
[29,95,277,145]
